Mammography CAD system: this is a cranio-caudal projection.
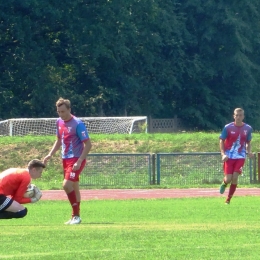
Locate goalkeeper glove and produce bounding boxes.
[30,187,42,203]
[31,197,38,203]
[34,187,42,199]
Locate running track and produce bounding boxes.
[41,188,260,200]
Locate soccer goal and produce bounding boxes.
[0,117,147,136]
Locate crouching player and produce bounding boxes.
[0,194,28,219]
[0,159,45,219]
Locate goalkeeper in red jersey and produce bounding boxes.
[0,159,45,219]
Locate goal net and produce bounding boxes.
[0,117,147,136]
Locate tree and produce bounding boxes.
[174,0,260,129]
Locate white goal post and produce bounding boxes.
[0,117,147,136]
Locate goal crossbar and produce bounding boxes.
[0,117,147,136]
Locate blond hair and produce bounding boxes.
[234,108,244,114]
[56,98,71,109]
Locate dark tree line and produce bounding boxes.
[1,0,260,130]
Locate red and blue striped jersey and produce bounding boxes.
[219,122,252,159]
[56,116,89,159]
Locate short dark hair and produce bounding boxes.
[28,159,46,169]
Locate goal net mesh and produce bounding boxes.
[0,117,147,136]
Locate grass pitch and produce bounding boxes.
[1,197,260,259]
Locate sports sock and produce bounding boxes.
[67,190,79,217]
[227,184,237,201]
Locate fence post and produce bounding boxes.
[9,120,13,136]
[253,153,257,183]
[258,153,260,182]
[250,157,253,183]
[148,116,152,133]
[156,154,160,185]
[151,153,156,184]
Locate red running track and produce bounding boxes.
[41,188,260,200]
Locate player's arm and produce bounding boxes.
[219,127,228,162]
[73,139,92,171]
[79,139,92,162]
[43,138,62,165]
[246,127,254,159]
[48,138,62,157]
[11,177,31,204]
[246,142,254,159]
[77,123,92,162]
[219,139,228,162]
[73,123,92,170]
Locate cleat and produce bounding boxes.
[64,219,72,225]
[69,216,81,225]
[219,182,227,194]
[225,197,231,204]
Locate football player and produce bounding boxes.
[0,159,45,219]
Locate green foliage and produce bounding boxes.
[0,1,260,129]
[173,1,260,129]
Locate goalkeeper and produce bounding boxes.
[0,159,45,219]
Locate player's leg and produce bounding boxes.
[226,159,245,204]
[63,177,79,224]
[225,172,239,204]
[73,181,81,212]
[0,195,28,219]
[73,181,81,203]
[219,159,234,194]
[62,158,76,224]
[73,181,81,202]
[73,159,86,221]
[219,175,231,194]
[66,180,82,225]
[62,158,85,224]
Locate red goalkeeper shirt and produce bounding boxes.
[0,168,31,204]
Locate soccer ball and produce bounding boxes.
[23,184,36,198]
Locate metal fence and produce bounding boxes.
[156,153,256,185]
[80,153,256,187]
[80,153,152,187]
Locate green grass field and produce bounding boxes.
[1,197,260,260]
[1,133,260,259]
